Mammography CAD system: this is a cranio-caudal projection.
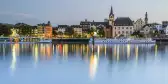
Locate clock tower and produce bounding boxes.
[109,6,114,26]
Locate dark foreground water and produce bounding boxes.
[0,43,167,84]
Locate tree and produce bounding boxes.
[0,24,12,36]
[65,27,74,37]
[14,23,32,36]
[52,30,57,36]
[58,31,63,35]
[97,28,105,37]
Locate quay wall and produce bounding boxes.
[52,38,90,43]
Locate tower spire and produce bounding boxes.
[145,12,148,25]
[109,6,114,16]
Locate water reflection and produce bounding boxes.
[10,43,19,75]
[89,45,99,80]
[1,43,167,79]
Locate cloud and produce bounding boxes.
[0,11,41,25]
[0,11,34,18]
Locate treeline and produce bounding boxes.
[0,23,37,37]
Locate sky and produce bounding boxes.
[0,0,168,26]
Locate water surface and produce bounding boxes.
[0,43,167,84]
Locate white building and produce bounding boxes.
[134,18,145,31]
[140,24,152,35]
[71,25,83,35]
[153,24,162,31]
[164,26,168,35]
[113,17,134,37]
[57,25,68,33]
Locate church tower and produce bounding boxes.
[145,12,148,25]
[109,6,114,26]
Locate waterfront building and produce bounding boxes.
[31,26,38,37]
[37,21,52,38]
[57,25,68,33]
[71,25,83,36]
[164,26,168,35]
[140,24,152,35]
[154,24,162,31]
[45,21,52,39]
[162,21,168,27]
[113,17,134,37]
[80,19,91,34]
[80,6,134,38]
[37,24,45,38]
[80,20,108,37]
[134,18,145,31]
[104,25,112,38]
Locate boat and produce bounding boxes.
[89,38,156,44]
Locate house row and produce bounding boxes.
[56,6,168,38]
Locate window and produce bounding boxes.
[118,27,120,30]
[130,27,132,29]
[122,31,124,34]
[126,31,128,34]
[130,31,132,34]
[122,27,124,29]
[118,31,120,34]
[126,27,128,29]
[115,27,116,29]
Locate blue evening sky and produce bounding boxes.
[0,0,168,26]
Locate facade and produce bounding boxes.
[71,25,82,35]
[37,21,52,38]
[154,24,162,31]
[134,18,145,31]
[80,19,91,34]
[140,24,152,35]
[104,25,112,38]
[37,25,45,38]
[162,21,168,27]
[45,25,52,38]
[31,26,38,37]
[164,26,168,35]
[57,25,68,33]
[113,17,134,37]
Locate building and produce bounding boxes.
[134,18,145,31]
[79,6,134,38]
[45,21,52,39]
[113,17,134,37]
[71,25,82,36]
[164,26,168,35]
[37,21,52,38]
[37,24,45,38]
[162,21,168,27]
[154,24,162,31]
[140,24,152,35]
[57,25,68,33]
[104,25,112,38]
[80,19,91,34]
[31,26,38,37]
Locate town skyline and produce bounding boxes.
[0,0,168,25]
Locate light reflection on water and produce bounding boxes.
[0,43,167,84]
